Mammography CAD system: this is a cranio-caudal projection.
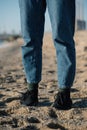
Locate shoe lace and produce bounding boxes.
[54,92,64,105]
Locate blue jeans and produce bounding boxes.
[19,0,76,89]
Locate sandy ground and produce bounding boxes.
[0,31,87,130]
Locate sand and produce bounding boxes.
[0,31,87,130]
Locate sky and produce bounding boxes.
[0,0,87,34]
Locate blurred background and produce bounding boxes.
[0,0,87,43]
[0,1,87,129]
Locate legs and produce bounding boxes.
[19,0,46,106]
[19,0,46,84]
[47,0,76,89]
[19,0,76,109]
[19,0,76,89]
[46,0,76,109]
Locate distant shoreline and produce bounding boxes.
[0,41,12,49]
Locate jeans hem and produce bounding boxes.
[27,80,41,84]
[58,85,72,89]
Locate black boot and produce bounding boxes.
[21,83,38,106]
[52,89,72,110]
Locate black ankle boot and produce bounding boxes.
[21,83,38,106]
[52,89,72,110]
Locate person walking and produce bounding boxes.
[19,0,76,110]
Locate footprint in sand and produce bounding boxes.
[47,121,67,130]
[71,88,79,93]
[0,101,6,108]
[84,46,87,52]
[27,117,40,123]
[48,108,57,118]
[0,109,8,117]
[84,79,87,82]
[5,76,16,83]
[21,125,39,130]
[0,93,5,98]
[5,97,20,103]
[0,118,18,128]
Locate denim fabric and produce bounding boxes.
[19,0,76,89]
